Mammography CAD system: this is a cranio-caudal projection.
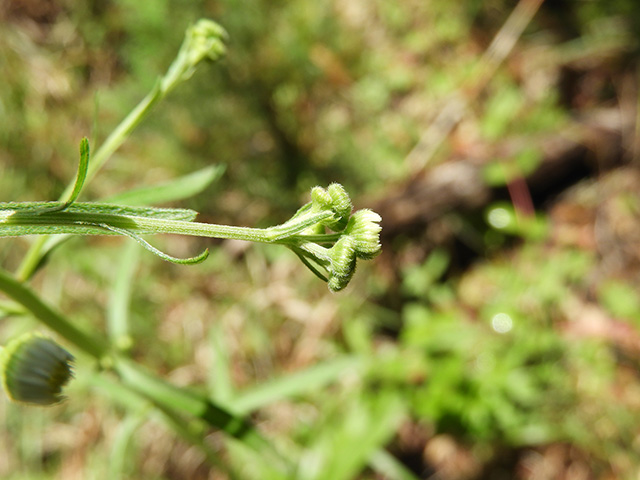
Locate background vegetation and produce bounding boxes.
[1,0,639,478]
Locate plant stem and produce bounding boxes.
[0,266,284,464]
[2,209,336,245]
[0,268,108,359]
[15,22,225,282]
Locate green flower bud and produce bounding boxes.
[187,19,227,63]
[344,209,382,260]
[327,236,357,292]
[311,183,353,231]
[1,333,74,406]
[311,186,333,210]
[327,183,352,224]
[177,19,227,82]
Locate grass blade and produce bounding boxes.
[208,323,235,404]
[106,165,225,206]
[369,449,421,480]
[298,391,406,480]
[230,356,362,415]
[108,241,140,351]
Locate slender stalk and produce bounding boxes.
[1,209,336,244]
[16,20,227,281]
[114,358,289,470]
[0,268,108,359]
[0,266,284,464]
[17,237,49,282]
[15,90,162,282]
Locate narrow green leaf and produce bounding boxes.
[299,391,406,480]
[108,242,140,351]
[112,357,284,466]
[1,202,199,222]
[231,357,361,415]
[291,248,329,283]
[369,450,421,480]
[98,224,209,265]
[106,165,225,206]
[93,372,241,477]
[34,138,91,215]
[0,267,109,358]
[67,137,91,206]
[208,323,235,404]
[108,412,147,480]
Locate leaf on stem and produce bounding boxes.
[66,137,91,207]
[98,224,209,265]
[33,137,91,215]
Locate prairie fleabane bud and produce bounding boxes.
[344,209,382,260]
[311,183,353,231]
[186,19,227,65]
[1,333,74,406]
[327,236,357,292]
[174,19,227,83]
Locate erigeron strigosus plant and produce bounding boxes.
[0,18,381,472]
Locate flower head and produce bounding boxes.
[173,19,228,83]
[186,19,227,65]
[326,236,357,292]
[1,333,74,406]
[344,209,382,260]
[311,183,353,232]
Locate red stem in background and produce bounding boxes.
[507,176,535,220]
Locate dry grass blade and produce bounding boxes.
[407,0,546,173]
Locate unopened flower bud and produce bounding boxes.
[327,183,352,227]
[1,333,74,406]
[327,236,357,292]
[176,19,227,82]
[345,209,382,260]
[311,183,353,231]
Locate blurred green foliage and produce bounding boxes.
[1,0,640,478]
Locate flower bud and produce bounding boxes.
[327,183,352,224]
[178,19,228,81]
[187,19,227,63]
[344,209,382,260]
[1,333,74,406]
[311,186,333,210]
[311,183,352,231]
[327,236,357,292]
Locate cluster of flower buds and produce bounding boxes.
[1,333,74,406]
[292,184,382,292]
[177,19,227,83]
[185,20,227,68]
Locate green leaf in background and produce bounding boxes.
[369,450,421,480]
[598,280,640,322]
[297,390,406,480]
[105,165,225,206]
[108,241,140,352]
[229,356,363,415]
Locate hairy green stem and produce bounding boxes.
[1,209,336,245]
